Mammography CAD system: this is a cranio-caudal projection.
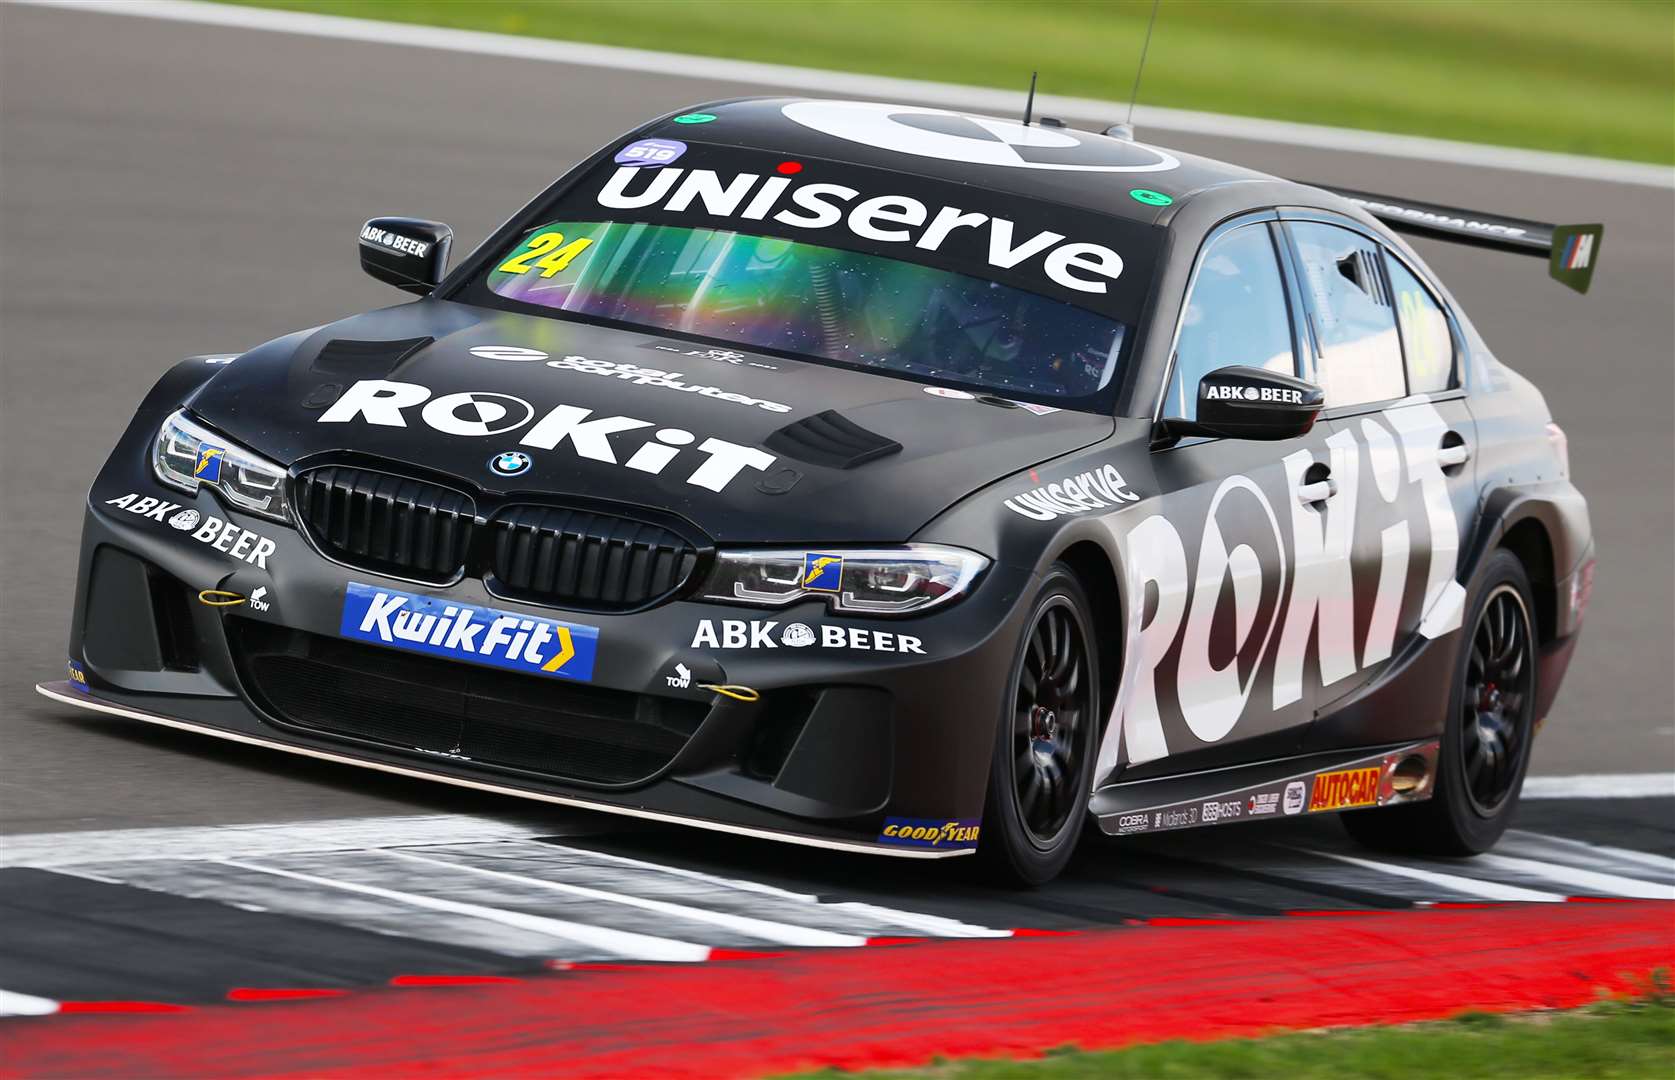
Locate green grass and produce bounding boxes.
[785,995,1675,1079]
[235,0,1673,164]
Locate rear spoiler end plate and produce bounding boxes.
[1309,184,1602,294]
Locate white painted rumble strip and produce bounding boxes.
[1522,773,1675,800]
[8,0,1670,188]
[379,849,866,947]
[0,989,61,1017]
[1298,848,1567,903]
[219,858,711,962]
[1469,853,1675,901]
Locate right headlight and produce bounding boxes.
[698,545,989,616]
[152,409,291,524]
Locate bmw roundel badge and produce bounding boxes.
[489,451,532,477]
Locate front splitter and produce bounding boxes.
[34,681,968,860]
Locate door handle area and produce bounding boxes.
[1296,478,1338,505]
[1438,433,1473,469]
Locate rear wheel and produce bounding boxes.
[978,564,1100,886]
[1342,549,1537,855]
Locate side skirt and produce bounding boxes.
[1090,741,1440,837]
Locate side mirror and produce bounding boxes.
[359,217,452,296]
[1155,365,1324,446]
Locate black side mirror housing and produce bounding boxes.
[1154,365,1324,447]
[359,217,452,296]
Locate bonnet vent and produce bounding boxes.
[310,336,433,377]
[763,410,901,470]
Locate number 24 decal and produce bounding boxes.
[496,231,593,278]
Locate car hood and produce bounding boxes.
[187,300,1115,543]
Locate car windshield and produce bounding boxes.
[480,220,1129,403]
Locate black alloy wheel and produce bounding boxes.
[1460,585,1534,815]
[980,563,1100,886]
[1341,548,1538,856]
[1011,598,1092,845]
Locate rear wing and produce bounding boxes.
[1309,185,1603,294]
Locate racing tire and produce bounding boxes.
[977,563,1101,886]
[1341,548,1537,856]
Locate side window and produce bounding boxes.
[1386,255,1454,393]
[1287,221,1406,408]
[1166,224,1296,420]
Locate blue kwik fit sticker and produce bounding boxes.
[67,658,90,693]
[614,138,687,168]
[878,818,981,849]
[340,583,599,681]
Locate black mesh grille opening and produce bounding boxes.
[489,505,699,612]
[147,568,201,672]
[295,466,475,583]
[764,410,901,469]
[232,623,707,787]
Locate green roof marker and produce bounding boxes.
[673,113,717,125]
[1130,189,1173,207]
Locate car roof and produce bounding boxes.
[640,97,1319,225]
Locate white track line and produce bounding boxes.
[1502,830,1675,876]
[1298,848,1566,903]
[219,858,710,962]
[0,989,61,1017]
[0,814,550,868]
[494,840,1011,938]
[1522,773,1675,800]
[1469,853,1675,901]
[8,0,1669,188]
[380,849,864,948]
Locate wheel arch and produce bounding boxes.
[1052,538,1124,737]
[1469,484,1590,647]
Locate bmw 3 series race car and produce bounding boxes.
[41,98,1599,884]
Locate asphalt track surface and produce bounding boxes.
[1,0,1673,1019]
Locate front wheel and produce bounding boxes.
[1342,549,1538,855]
[977,563,1100,886]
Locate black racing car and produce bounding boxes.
[42,98,1599,884]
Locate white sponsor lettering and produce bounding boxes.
[1100,399,1465,771]
[690,619,924,654]
[1282,780,1307,815]
[598,165,1125,295]
[105,493,277,569]
[359,224,431,258]
[318,379,775,493]
[541,355,791,413]
[1200,799,1242,824]
[1204,383,1303,404]
[1004,464,1139,521]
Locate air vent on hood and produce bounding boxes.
[763,410,901,470]
[310,336,433,378]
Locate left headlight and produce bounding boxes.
[698,545,989,616]
[153,409,291,524]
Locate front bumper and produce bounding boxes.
[58,452,1036,858]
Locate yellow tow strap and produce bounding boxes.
[196,589,246,607]
[700,683,760,703]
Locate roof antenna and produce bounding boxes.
[1022,70,1038,127]
[1106,0,1160,141]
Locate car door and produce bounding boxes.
[1279,218,1478,711]
[1118,219,1337,779]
